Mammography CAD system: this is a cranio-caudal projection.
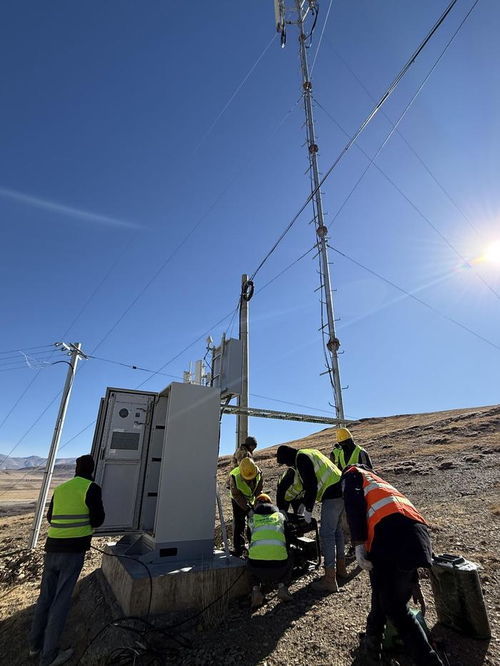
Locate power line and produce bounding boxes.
[250,0,460,281]
[0,344,53,355]
[330,245,500,352]
[87,354,183,380]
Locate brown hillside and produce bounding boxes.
[0,404,499,666]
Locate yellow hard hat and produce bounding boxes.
[255,493,272,504]
[240,457,258,481]
[336,427,352,443]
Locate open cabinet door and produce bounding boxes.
[91,389,156,534]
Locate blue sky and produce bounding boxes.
[1,0,499,462]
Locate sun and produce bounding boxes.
[483,241,500,264]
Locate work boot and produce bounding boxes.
[310,566,339,593]
[277,583,293,602]
[364,634,382,665]
[48,649,74,666]
[336,558,348,579]
[250,585,264,609]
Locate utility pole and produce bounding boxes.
[236,274,252,447]
[274,0,345,420]
[29,343,86,549]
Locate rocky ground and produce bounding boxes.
[0,404,499,665]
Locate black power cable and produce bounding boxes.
[91,546,153,617]
[78,564,245,664]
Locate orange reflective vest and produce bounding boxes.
[344,465,427,553]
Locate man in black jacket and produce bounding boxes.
[29,455,105,666]
[343,464,442,666]
[276,445,344,592]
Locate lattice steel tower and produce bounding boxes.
[273,0,345,420]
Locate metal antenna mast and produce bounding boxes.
[275,0,344,420]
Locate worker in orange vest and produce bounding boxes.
[342,465,443,666]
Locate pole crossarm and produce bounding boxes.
[222,404,355,425]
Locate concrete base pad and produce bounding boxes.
[101,543,249,616]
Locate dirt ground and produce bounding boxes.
[0,404,499,665]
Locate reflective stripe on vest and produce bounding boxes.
[280,470,304,503]
[297,449,341,501]
[230,466,262,501]
[48,476,93,539]
[333,445,363,470]
[344,466,427,553]
[248,511,287,561]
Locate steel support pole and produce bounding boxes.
[294,0,345,421]
[236,274,249,447]
[28,343,82,549]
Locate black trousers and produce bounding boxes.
[231,500,249,555]
[367,567,443,666]
[247,557,292,587]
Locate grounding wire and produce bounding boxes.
[135,307,239,388]
[193,33,277,153]
[313,0,497,300]
[329,245,500,352]
[255,245,316,295]
[249,0,460,282]
[326,37,485,242]
[310,0,334,74]
[249,392,332,415]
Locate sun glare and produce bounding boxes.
[483,241,500,264]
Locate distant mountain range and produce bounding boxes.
[0,455,77,470]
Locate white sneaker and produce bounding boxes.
[29,648,41,658]
[48,648,74,666]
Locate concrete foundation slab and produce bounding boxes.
[101,542,249,616]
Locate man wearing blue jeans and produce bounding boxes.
[30,455,105,666]
[276,445,344,593]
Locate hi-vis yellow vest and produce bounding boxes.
[48,476,93,539]
[332,444,363,470]
[230,466,262,501]
[297,449,341,501]
[279,470,304,503]
[248,511,287,561]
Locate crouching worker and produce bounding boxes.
[342,464,443,666]
[247,493,293,609]
[30,455,105,666]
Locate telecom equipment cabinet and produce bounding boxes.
[91,381,221,563]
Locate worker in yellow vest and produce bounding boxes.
[247,493,293,609]
[29,455,105,666]
[331,427,373,470]
[276,445,344,593]
[229,457,263,556]
[276,467,305,515]
[343,464,443,666]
